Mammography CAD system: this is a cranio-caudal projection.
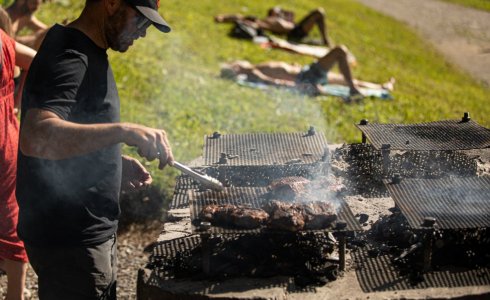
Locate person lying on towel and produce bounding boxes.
[220,45,395,100]
[215,7,331,46]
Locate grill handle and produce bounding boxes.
[172,161,224,191]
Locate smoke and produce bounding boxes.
[130,27,345,216]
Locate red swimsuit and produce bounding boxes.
[0,29,28,263]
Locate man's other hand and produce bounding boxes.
[121,155,152,191]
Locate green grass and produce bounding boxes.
[441,0,490,12]
[34,0,490,195]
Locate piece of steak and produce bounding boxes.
[263,200,305,231]
[268,176,311,201]
[199,204,269,229]
[263,200,337,231]
[301,201,337,230]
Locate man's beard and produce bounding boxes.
[105,5,133,52]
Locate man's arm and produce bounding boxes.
[20,108,173,169]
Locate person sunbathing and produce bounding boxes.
[215,7,330,46]
[220,45,395,100]
[6,0,49,50]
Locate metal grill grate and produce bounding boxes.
[352,248,490,292]
[356,120,490,151]
[150,235,201,261]
[384,177,490,230]
[169,175,198,209]
[189,187,362,234]
[203,132,328,166]
[147,235,201,280]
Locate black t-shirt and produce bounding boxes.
[16,24,122,247]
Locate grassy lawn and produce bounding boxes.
[33,0,489,195]
[441,0,490,12]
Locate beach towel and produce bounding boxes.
[235,76,393,101]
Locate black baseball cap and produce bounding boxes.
[124,0,171,33]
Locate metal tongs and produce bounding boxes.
[172,161,224,191]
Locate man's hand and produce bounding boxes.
[19,109,175,163]
[122,124,174,169]
[121,155,152,191]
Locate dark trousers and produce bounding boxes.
[25,235,117,300]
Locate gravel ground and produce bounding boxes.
[0,222,163,299]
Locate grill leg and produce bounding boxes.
[359,119,369,143]
[381,148,390,176]
[338,233,346,271]
[201,233,211,275]
[423,231,433,272]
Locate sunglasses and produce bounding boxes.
[127,3,152,31]
[135,14,152,31]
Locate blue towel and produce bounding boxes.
[322,84,392,100]
[236,78,393,100]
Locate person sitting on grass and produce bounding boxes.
[215,7,331,46]
[6,0,49,50]
[220,45,395,101]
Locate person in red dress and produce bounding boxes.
[0,7,36,300]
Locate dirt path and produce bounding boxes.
[356,0,490,87]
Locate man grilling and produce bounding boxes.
[16,0,173,298]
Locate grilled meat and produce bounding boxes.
[263,200,337,231]
[199,204,269,229]
[268,176,311,201]
[302,201,337,230]
[263,200,306,231]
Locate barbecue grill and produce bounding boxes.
[202,129,330,186]
[383,176,490,270]
[384,176,490,230]
[356,113,490,151]
[344,113,488,197]
[167,129,362,276]
[196,130,360,275]
[189,187,360,234]
[203,129,327,166]
[141,118,490,297]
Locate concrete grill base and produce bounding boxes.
[136,207,490,300]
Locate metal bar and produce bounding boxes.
[423,230,434,272]
[201,233,211,275]
[172,161,224,191]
